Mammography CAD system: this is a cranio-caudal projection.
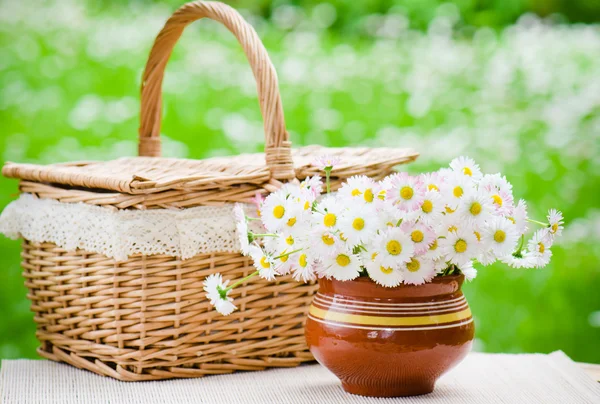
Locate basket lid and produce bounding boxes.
[2,1,419,203]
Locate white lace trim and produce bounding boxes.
[0,194,258,261]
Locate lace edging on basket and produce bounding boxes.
[0,194,257,261]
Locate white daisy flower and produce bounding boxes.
[309,229,340,257]
[477,249,497,266]
[292,253,316,282]
[456,191,494,228]
[323,249,362,281]
[443,172,473,210]
[203,273,236,315]
[338,205,378,246]
[547,209,564,237]
[440,228,479,266]
[500,251,536,269]
[248,245,277,281]
[459,261,478,281]
[377,204,403,229]
[370,227,415,268]
[401,221,436,255]
[449,156,483,180]
[418,190,444,226]
[367,261,404,287]
[487,189,514,216]
[434,257,449,273]
[312,196,344,232]
[483,217,519,257]
[506,199,529,235]
[338,175,379,206]
[421,171,445,193]
[425,237,444,260]
[386,172,426,212]
[261,191,290,232]
[401,256,436,285]
[279,202,310,238]
[273,248,298,275]
[527,229,553,268]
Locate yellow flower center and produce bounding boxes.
[386,240,402,256]
[448,225,458,233]
[463,167,473,176]
[286,217,297,227]
[406,258,420,272]
[260,256,270,269]
[454,239,467,253]
[422,200,433,213]
[352,218,365,231]
[351,189,361,197]
[339,233,348,241]
[380,266,393,274]
[494,230,506,243]
[551,223,558,233]
[492,194,503,206]
[285,235,294,245]
[273,205,285,219]
[378,191,386,200]
[323,213,337,227]
[299,254,308,268]
[538,242,545,253]
[280,253,289,263]
[453,186,463,198]
[428,184,439,191]
[507,217,516,224]
[474,231,481,242]
[430,239,438,251]
[336,254,351,267]
[304,201,310,210]
[364,189,374,203]
[469,202,482,216]
[321,235,335,246]
[371,252,378,261]
[411,230,424,243]
[445,206,455,214]
[400,186,414,200]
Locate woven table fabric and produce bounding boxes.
[1,352,599,404]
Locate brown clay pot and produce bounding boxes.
[305,274,474,397]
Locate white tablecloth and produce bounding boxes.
[1,351,599,403]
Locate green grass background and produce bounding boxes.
[1,0,599,362]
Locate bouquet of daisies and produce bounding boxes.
[204,156,564,315]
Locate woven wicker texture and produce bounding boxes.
[2,0,418,381]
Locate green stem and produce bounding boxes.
[273,248,303,260]
[515,234,525,255]
[252,233,278,238]
[526,218,548,227]
[223,270,259,293]
[246,217,261,221]
[325,167,332,194]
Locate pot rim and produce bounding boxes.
[317,274,465,299]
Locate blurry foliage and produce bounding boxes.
[0,0,599,363]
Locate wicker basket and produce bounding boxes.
[0,1,418,381]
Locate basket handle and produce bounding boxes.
[138,1,295,180]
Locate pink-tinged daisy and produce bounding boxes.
[449,156,483,180]
[421,171,445,193]
[312,155,341,170]
[547,209,564,237]
[506,199,528,235]
[386,172,426,212]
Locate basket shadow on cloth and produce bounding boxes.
[0,1,418,381]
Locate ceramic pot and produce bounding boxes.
[305,274,474,397]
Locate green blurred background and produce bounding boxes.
[1,0,599,363]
